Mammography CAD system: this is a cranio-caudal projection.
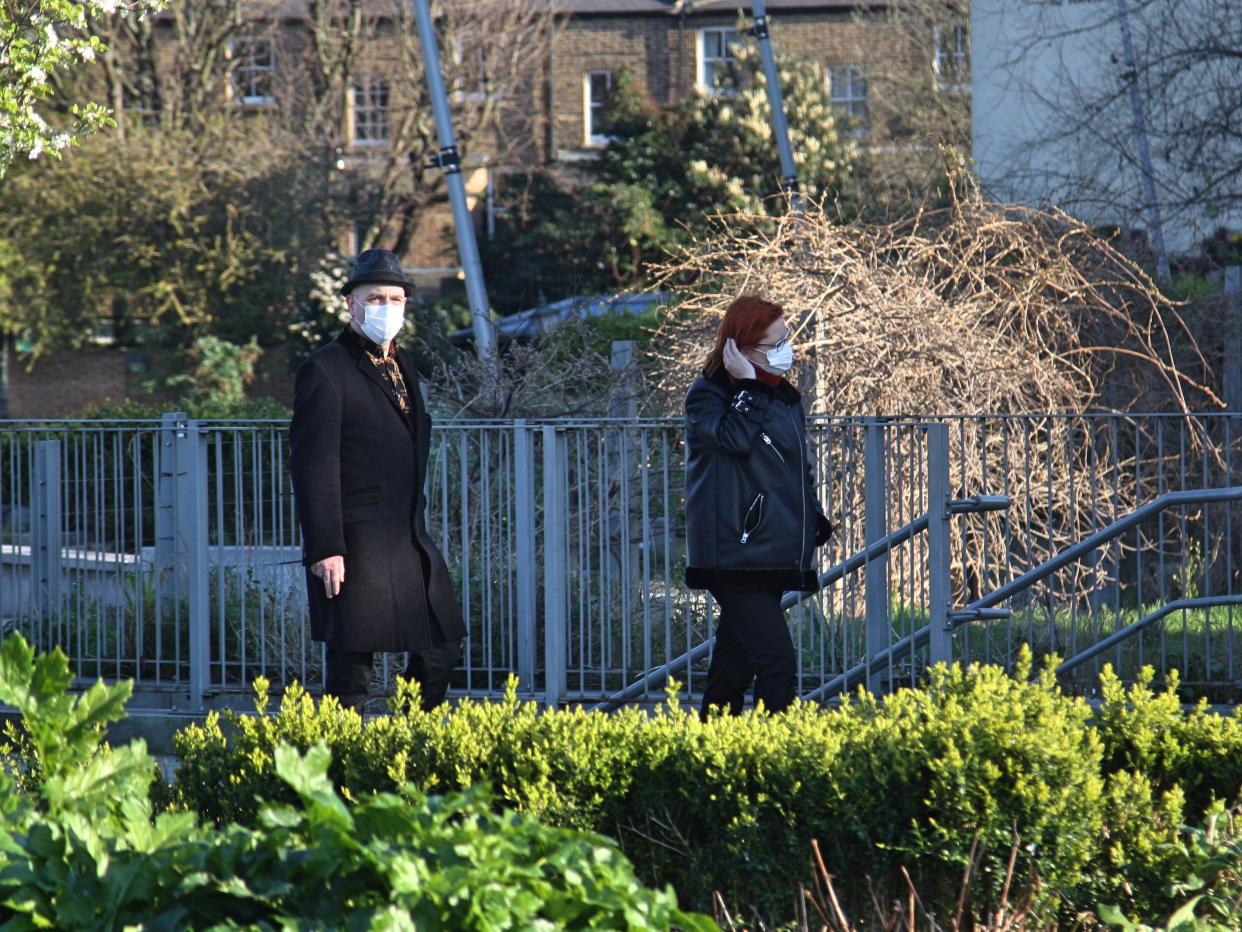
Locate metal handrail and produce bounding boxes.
[1054,595,1242,677]
[588,513,933,712]
[803,486,1242,702]
[590,486,1017,711]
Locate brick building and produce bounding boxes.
[544,0,900,163]
[1,0,960,416]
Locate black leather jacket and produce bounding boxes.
[684,368,831,592]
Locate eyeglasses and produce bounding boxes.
[754,332,791,351]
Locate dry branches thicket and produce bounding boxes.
[648,175,1223,602]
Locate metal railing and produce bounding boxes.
[804,486,1242,701]
[5,412,1242,707]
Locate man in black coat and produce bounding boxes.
[289,249,466,712]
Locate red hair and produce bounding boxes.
[703,295,785,379]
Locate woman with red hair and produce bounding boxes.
[684,294,832,717]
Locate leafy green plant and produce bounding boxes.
[169,648,1153,925]
[1100,801,1242,931]
[1095,664,1242,817]
[163,335,264,410]
[0,633,714,930]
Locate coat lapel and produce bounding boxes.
[354,353,415,433]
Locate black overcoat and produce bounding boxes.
[289,327,466,651]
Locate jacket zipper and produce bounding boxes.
[785,407,808,569]
[740,492,765,544]
[760,432,786,464]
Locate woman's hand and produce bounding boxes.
[723,338,757,381]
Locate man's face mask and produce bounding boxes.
[355,297,405,344]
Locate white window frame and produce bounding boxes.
[933,24,969,90]
[230,37,276,106]
[351,77,391,148]
[451,34,491,102]
[584,70,615,146]
[828,65,869,135]
[697,27,739,95]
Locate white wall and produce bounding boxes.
[971,0,1242,254]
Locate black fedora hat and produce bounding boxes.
[340,248,415,295]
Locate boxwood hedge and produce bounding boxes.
[165,647,1242,925]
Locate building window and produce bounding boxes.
[231,37,275,106]
[451,34,490,100]
[584,71,614,145]
[352,78,390,147]
[933,24,969,89]
[698,27,738,94]
[828,65,868,133]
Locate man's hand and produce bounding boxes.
[311,555,346,598]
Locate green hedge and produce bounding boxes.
[162,648,1242,925]
[0,634,711,930]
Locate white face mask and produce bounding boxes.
[356,299,405,345]
[758,341,794,376]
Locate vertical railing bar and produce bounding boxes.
[213,432,225,688]
[458,431,471,693]
[115,430,128,679]
[619,424,631,690]
[481,430,493,692]
[514,421,536,693]
[662,430,673,694]
[504,430,516,680]
[1202,421,1213,682]
[597,430,609,689]
[1152,420,1162,676]
[233,431,246,684]
[1180,419,1190,680]
[72,433,84,678]
[864,420,888,694]
[1066,417,1079,669]
[928,424,952,667]
[1135,419,1146,671]
[1228,417,1236,683]
[1086,419,1101,679]
[542,425,567,708]
[132,429,145,684]
[640,430,652,696]
[575,433,587,693]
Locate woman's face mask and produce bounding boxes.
[757,338,794,375]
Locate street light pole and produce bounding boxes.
[750,0,802,212]
[1115,0,1170,280]
[411,0,497,358]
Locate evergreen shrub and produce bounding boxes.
[164,646,1242,923]
[0,634,709,930]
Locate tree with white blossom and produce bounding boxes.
[0,0,165,177]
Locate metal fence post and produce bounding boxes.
[926,424,953,667]
[174,419,210,710]
[156,412,186,607]
[514,420,537,693]
[864,420,890,693]
[1226,267,1242,412]
[542,425,567,708]
[609,340,638,419]
[31,440,61,636]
